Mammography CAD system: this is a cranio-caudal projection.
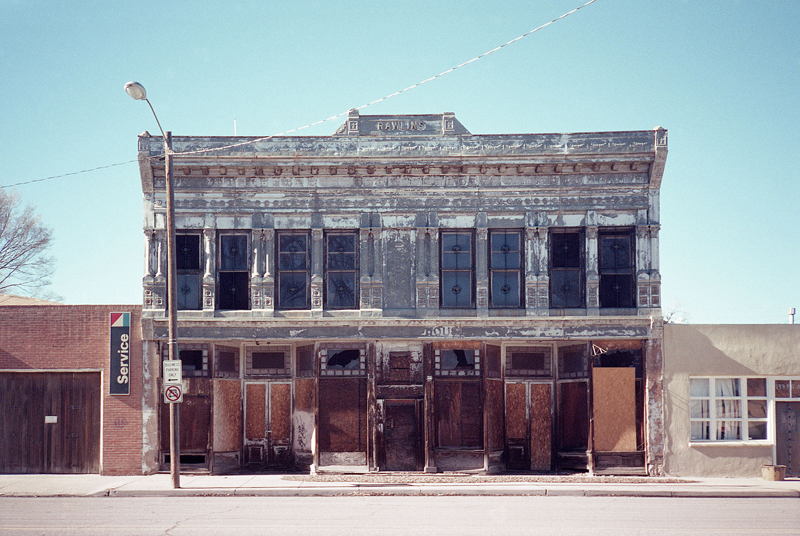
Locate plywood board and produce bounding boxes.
[592,367,636,452]
[505,383,527,441]
[319,378,366,453]
[245,383,266,441]
[486,380,504,450]
[213,380,242,452]
[270,383,292,443]
[530,383,552,471]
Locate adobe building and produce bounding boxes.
[136,111,668,475]
[0,301,144,474]
[663,324,800,478]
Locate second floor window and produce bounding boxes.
[277,231,310,309]
[598,228,635,308]
[325,231,358,309]
[489,230,523,308]
[217,233,249,310]
[550,229,584,308]
[176,233,201,310]
[440,230,474,308]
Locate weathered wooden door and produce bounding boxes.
[776,402,800,476]
[244,382,292,468]
[160,385,211,466]
[0,372,101,473]
[383,399,421,471]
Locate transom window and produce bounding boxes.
[506,346,552,378]
[435,348,481,377]
[440,230,474,308]
[246,345,291,377]
[325,231,358,309]
[489,230,523,308]
[277,231,310,310]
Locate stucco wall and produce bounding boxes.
[663,324,800,477]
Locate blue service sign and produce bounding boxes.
[110,312,131,395]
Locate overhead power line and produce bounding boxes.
[1,0,599,189]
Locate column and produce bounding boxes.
[649,225,661,309]
[311,228,323,316]
[586,226,599,314]
[476,227,489,316]
[636,225,651,309]
[202,228,215,313]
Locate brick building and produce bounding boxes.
[137,112,669,475]
[0,302,144,474]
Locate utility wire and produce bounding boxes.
[1,0,599,188]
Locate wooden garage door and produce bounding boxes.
[0,372,101,473]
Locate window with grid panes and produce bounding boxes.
[489,229,523,308]
[440,230,474,308]
[598,228,635,308]
[176,233,202,310]
[689,377,769,442]
[277,231,310,309]
[550,229,584,308]
[325,231,358,309]
[217,233,249,310]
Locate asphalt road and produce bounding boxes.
[1,496,798,535]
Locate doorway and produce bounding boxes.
[383,399,422,471]
[776,401,800,476]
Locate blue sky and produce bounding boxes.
[1,0,798,323]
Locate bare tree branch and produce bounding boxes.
[0,189,58,299]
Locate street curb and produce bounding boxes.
[87,486,800,499]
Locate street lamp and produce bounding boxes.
[125,81,181,489]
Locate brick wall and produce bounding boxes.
[0,305,144,475]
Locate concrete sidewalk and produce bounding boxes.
[0,473,798,498]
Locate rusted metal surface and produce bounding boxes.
[212,379,242,452]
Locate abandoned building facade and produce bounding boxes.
[136,112,669,475]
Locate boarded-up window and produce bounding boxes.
[318,378,367,453]
[593,367,637,451]
[388,352,412,384]
[435,380,483,448]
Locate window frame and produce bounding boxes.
[689,377,770,443]
[488,229,524,309]
[598,227,636,309]
[276,230,311,310]
[245,345,291,377]
[440,229,475,309]
[216,232,250,310]
[176,232,202,310]
[549,228,585,309]
[324,230,359,310]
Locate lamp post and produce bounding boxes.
[125,81,180,489]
